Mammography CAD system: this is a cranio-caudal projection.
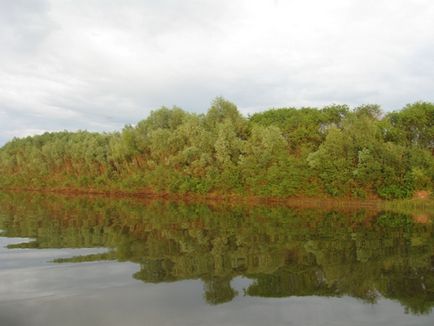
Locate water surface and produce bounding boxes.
[0,193,433,325]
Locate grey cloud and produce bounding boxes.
[0,0,55,52]
[1,0,434,145]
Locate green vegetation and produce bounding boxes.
[383,198,434,216]
[0,98,432,199]
[0,193,433,312]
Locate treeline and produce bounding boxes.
[0,98,433,199]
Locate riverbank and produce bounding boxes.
[383,198,434,215]
[2,186,429,211]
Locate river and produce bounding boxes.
[0,193,433,325]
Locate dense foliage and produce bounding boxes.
[0,98,433,199]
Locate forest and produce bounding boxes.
[0,98,433,199]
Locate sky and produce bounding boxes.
[1,0,434,145]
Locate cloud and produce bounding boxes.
[1,0,434,145]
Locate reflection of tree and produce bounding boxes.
[133,259,176,283]
[0,193,433,312]
[203,277,237,305]
[381,266,434,315]
[246,266,335,298]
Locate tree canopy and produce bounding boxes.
[0,99,433,199]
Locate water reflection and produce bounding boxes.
[0,193,433,314]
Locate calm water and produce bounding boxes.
[0,193,433,326]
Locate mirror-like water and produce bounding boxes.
[0,192,433,326]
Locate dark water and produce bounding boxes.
[0,193,433,326]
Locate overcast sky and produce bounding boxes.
[1,0,433,145]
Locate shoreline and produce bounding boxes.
[0,187,386,209]
[1,187,432,216]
